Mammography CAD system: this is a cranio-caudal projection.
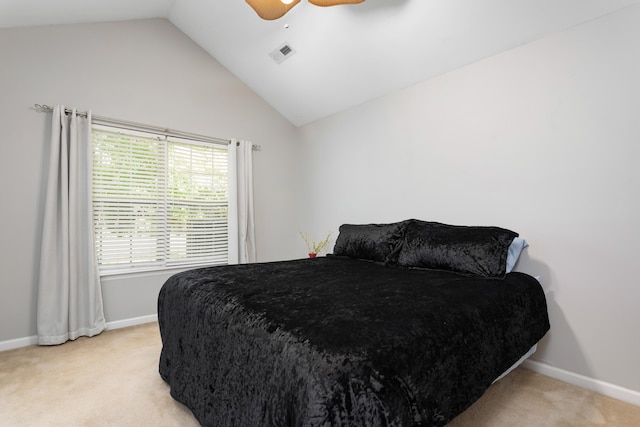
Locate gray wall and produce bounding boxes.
[297,5,640,393]
[0,19,302,341]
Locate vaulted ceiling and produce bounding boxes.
[2,0,639,126]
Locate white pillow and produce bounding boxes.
[506,237,528,273]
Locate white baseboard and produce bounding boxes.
[0,314,158,353]
[105,314,158,331]
[0,335,39,352]
[523,360,640,407]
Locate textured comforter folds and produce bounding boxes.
[158,256,549,426]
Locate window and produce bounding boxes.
[92,125,229,275]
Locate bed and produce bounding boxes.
[158,219,550,426]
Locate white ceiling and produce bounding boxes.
[2,0,639,126]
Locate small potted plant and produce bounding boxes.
[299,231,332,258]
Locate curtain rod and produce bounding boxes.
[33,104,262,151]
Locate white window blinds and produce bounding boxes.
[92,126,229,275]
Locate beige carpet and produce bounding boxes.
[1,323,638,426]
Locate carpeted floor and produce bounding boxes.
[0,322,638,426]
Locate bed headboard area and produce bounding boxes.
[333,219,526,278]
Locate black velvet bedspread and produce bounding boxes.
[158,256,549,427]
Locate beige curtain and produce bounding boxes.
[37,105,106,345]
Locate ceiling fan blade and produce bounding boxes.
[308,0,365,6]
[246,0,301,20]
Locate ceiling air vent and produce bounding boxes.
[269,43,295,64]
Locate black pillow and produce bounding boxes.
[397,220,518,277]
[333,221,408,263]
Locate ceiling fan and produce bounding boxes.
[246,0,365,20]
